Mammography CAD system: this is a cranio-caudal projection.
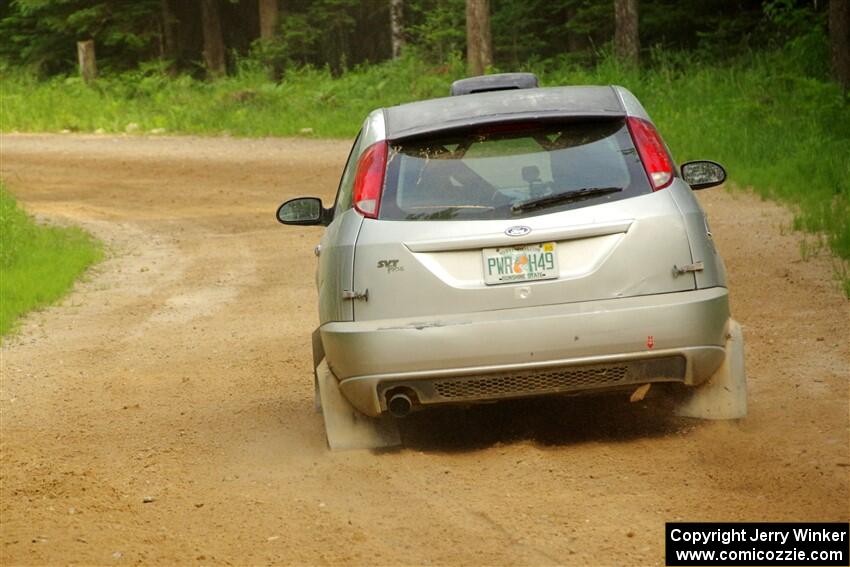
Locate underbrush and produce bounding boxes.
[0,57,464,138]
[0,184,102,337]
[1,49,847,293]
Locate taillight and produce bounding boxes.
[626,116,674,191]
[353,140,388,218]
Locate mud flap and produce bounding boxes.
[675,319,747,420]
[315,359,401,451]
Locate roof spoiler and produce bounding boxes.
[450,73,539,96]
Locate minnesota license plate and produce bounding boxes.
[482,242,558,285]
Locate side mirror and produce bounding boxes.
[276,197,330,226]
[681,160,727,190]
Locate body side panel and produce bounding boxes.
[317,208,363,323]
[667,180,728,288]
[611,86,652,122]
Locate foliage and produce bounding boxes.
[251,0,386,75]
[406,0,466,63]
[0,0,160,75]
[0,184,102,337]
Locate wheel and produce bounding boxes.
[313,371,322,413]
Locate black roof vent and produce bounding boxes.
[450,72,539,96]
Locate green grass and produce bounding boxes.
[0,57,465,138]
[1,49,848,293]
[0,184,102,337]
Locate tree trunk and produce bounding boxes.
[258,0,279,41]
[77,40,97,83]
[614,0,639,66]
[160,0,178,67]
[466,0,492,76]
[200,0,226,77]
[565,5,589,54]
[830,0,850,93]
[390,0,404,59]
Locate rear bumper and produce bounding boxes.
[321,287,730,416]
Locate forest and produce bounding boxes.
[0,0,848,80]
[1,0,849,292]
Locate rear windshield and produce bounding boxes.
[379,119,652,221]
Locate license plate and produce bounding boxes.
[482,242,558,285]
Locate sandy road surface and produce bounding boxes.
[1,134,847,566]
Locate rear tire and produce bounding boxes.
[313,372,322,413]
[312,326,324,414]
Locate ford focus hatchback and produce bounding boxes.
[277,74,747,450]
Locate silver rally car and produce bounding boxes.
[277,73,747,450]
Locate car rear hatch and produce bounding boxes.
[350,115,696,322]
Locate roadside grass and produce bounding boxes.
[0,56,463,138]
[0,184,102,337]
[1,49,847,293]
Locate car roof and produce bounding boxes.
[383,85,625,140]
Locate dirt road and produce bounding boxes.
[1,134,847,566]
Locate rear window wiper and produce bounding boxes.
[511,186,623,213]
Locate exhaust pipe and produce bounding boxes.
[387,393,413,418]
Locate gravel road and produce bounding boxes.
[1,134,848,566]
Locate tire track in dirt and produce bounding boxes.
[1,134,847,566]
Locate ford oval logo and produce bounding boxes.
[505,225,531,237]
